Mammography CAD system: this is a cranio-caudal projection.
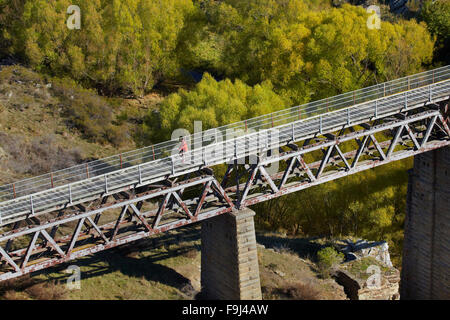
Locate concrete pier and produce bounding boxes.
[201,208,262,300]
[401,146,450,299]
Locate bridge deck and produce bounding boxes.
[0,66,449,226]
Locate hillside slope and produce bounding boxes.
[0,64,161,185]
[0,227,348,300]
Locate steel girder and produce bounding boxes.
[0,102,449,281]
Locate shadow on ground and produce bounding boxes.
[27,225,203,297]
[255,232,323,261]
[12,226,332,299]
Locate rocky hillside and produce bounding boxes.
[0,63,161,185]
[0,226,401,300]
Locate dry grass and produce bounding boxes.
[3,290,24,300]
[0,274,35,294]
[0,275,66,300]
[277,282,321,300]
[181,248,198,259]
[25,282,67,300]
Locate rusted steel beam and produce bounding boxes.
[40,229,65,257]
[0,246,20,272]
[0,205,233,281]
[279,158,296,189]
[237,165,258,209]
[317,146,334,178]
[20,231,40,270]
[404,124,420,150]
[129,204,152,232]
[422,115,438,147]
[258,166,279,193]
[194,181,212,217]
[369,134,386,160]
[386,125,404,158]
[67,218,85,256]
[242,140,450,207]
[153,193,170,229]
[110,207,128,242]
[334,145,351,170]
[172,192,193,219]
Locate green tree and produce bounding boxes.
[317,246,344,278]
[178,1,434,104]
[143,73,290,142]
[1,0,194,96]
[420,0,450,64]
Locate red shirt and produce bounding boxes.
[179,140,188,152]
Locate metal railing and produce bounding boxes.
[0,66,449,225]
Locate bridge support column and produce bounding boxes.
[201,208,262,300]
[401,146,450,299]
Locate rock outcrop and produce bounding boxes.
[339,239,393,267]
[333,240,400,300]
[334,265,400,300]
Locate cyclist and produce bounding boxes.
[178,137,188,162]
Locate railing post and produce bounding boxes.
[152,145,156,161]
[85,163,90,179]
[69,184,73,204]
[13,183,16,199]
[104,174,108,194]
[429,85,432,102]
[319,115,323,134]
[292,123,295,141]
[30,195,34,215]
[138,165,142,184]
[120,154,123,169]
[347,108,350,126]
[171,156,175,175]
[50,172,54,188]
[375,100,378,118]
[202,147,206,165]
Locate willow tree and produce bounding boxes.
[143,73,289,142]
[1,0,195,96]
[178,1,434,104]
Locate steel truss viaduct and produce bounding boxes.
[0,66,449,281]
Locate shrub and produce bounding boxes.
[2,290,23,300]
[278,282,321,300]
[144,74,289,142]
[316,246,344,278]
[49,78,129,146]
[0,133,82,176]
[24,281,67,300]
